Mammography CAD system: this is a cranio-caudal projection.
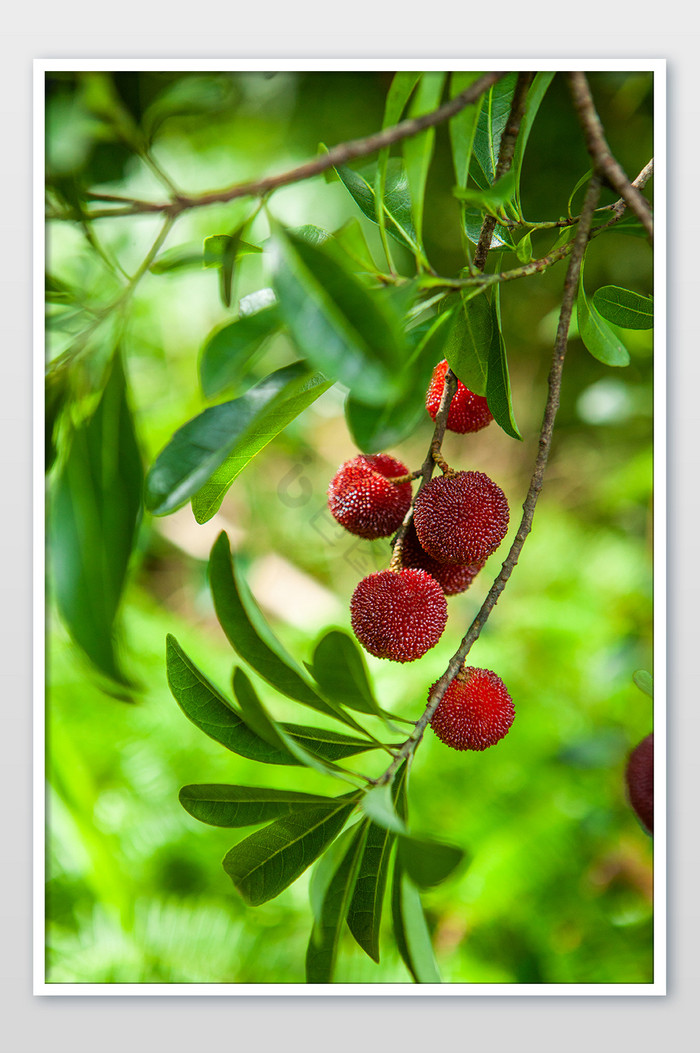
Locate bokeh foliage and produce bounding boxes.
[45,69,653,984]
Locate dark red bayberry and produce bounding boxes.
[350,568,447,662]
[414,470,509,565]
[426,360,493,434]
[328,453,412,540]
[625,733,654,835]
[400,521,483,596]
[430,667,515,751]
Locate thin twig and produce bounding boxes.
[47,72,505,223]
[372,173,603,788]
[473,72,535,271]
[568,72,653,243]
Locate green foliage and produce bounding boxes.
[45,68,654,987]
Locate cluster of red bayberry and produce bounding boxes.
[327,360,515,752]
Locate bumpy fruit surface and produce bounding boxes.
[430,667,515,751]
[625,733,654,834]
[328,453,412,540]
[426,360,493,434]
[350,568,447,662]
[414,470,509,565]
[400,521,483,596]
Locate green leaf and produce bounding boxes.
[270,227,407,405]
[567,169,593,218]
[577,264,631,367]
[149,239,261,274]
[448,72,483,189]
[308,630,383,717]
[306,822,369,982]
[391,861,441,983]
[397,835,465,888]
[487,286,522,439]
[166,635,374,765]
[593,286,653,330]
[179,784,351,829]
[334,158,419,253]
[402,72,446,243]
[516,230,533,263]
[48,352,142,685]
[345,306,454,453]
[223,797,358,906]
[209,533,367,733]
[472,73,518,187]
[633,670,653,698]
[144,361,331,519]
[233,667,361,780]
[453,168,516,216]
[346,763,409,962]
[511,72,555,210]
[199,303,282,399]
[331,218,377,273]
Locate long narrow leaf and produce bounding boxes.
[306,821,369,982]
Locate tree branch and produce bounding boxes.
[568,71,653,243]
[373,173,603,788]
[47,72,505,223]
[473,72,535,271]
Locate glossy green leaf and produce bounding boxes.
[397,835,465,888]
[199,303,282,399]
[402,72,446,243]
[593,286,653,330]
[308,630,383,717]
[448,72,483,189]
[270,227,406,405]
[179,784,351,829]
[332,218,377,273]
[209,533,367,733]
[633,670,653,698]
[391,860,441,983]
[166,635,375,765]
[487,287,522,439]
[223,797,358,906]
[334,159,419,253]
[49,353,142,685]
[346,819,394,963]
[306,822,368,982]
[577,266,631,367]
[463,73,519,250]
[361,784,406,835]
[144,361,331,519]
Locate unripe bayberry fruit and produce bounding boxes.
[625,733,653,835]
[414,470,509,565]
[400,521,483,596]
[430,667,515,751]
[426,360,493,434]
[350,568,447,662]
[328,453,412,540]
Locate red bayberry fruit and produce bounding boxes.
[625,733,653,835]
[426,360,493,434]
[350,568,447,662]
[430,667,515,751]
[328,453,412,540]
[414,470,509,565]
[400,521,483,596]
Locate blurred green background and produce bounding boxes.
[45,69,653,984]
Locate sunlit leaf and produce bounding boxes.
[577,264,631,367]
[391,860,441,983]
[179,784,347,828]
[593,286,653,330]
[306,821,368,982]
[144,362,331,520]
[199,303,282,399]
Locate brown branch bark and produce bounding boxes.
[568,71,653,243]
[472,72,535,271]
[374,173,603,787]
[48,72,505,222]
